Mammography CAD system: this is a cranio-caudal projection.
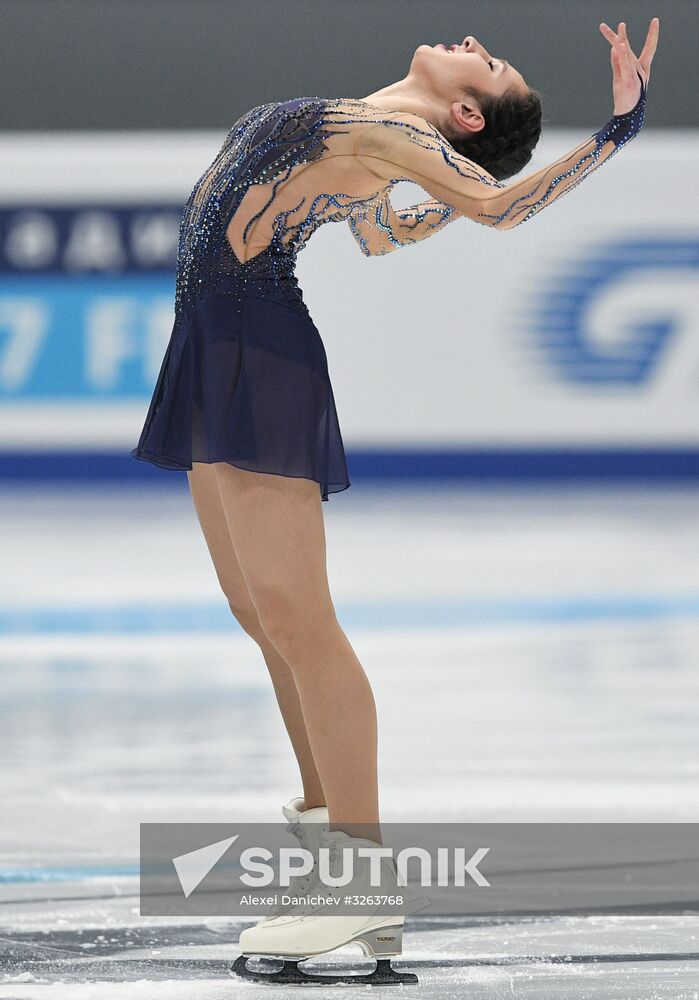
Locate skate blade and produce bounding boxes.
[230,954,418,985]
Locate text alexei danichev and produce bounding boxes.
[240,894,342,906]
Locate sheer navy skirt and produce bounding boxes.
[130,248,351,501]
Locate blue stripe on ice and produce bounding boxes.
[1,593,699,633]
[0,865,139,883]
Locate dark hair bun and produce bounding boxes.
[447,88,542,181]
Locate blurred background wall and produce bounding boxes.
[1,0,695,130]
[1,0,697,484]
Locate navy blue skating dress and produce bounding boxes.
[131,88,645,500]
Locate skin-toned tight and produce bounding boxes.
[186,461,381,844]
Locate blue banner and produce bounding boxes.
[0,204,180,399]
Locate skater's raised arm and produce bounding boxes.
[353,18,658,233]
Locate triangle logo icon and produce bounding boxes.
[172,834,239,898]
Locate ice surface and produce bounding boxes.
[2,482,698,997]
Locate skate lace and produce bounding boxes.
[324,836,349,882]
[265,818,317,914]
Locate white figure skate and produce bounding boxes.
[258,795,329,924]
[231,828,418,985]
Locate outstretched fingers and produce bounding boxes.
[638,16,660,75]
[617,21,633,60]
[599,22,620,46]
[602,23,635,85]
[600,17,659,85]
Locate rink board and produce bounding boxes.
[0,130,697,480]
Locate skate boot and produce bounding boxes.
[231,827,418,985]
[258,796,329,924]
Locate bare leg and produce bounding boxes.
[187,462,324,809]
[212,461,381,844]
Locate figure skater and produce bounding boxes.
[131,18,658,985]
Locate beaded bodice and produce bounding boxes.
[174,87,646,321]
[175,96,405,320]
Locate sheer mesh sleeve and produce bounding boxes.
[354,80,646,232]
[347,181,460,256]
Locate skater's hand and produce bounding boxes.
[599,17,659,114]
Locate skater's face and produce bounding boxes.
[413,35,528,101]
